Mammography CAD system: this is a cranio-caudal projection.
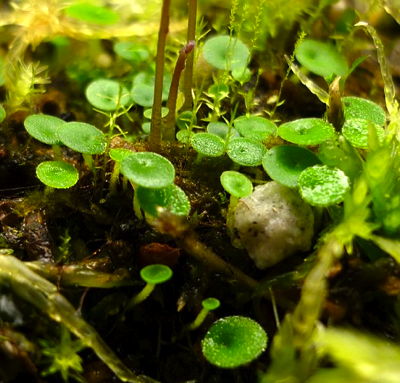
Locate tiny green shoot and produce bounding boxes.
[127,264,173,307]
[188,297,220,330]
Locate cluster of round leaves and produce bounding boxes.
[24,114,107,189]
[116,151,190,217]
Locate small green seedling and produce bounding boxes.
[176,110,196,130]
[191,132,226,160]
[220,170,253,240]
[262,145,321,188]
[295,39,348,80]
[136,184,191,217]
[108,148,135,194]
[114,41,150,64]
[202,35,250,72]
[120,152,175,188]
[298,164,350,206]
[24,114,66,158]
[64,2,119,25]
[342,96,386,126]
[201,316,268,368]
[127,264,173,307]
[188,297,220,330]
[342,118,385,149]
[58,122,107,169]
[227,137,266,166]
[0,104,6,123]
[278,118,336,146]
[36,161,79,189]
[85,79,131,112]
[234,115,277,141]
[207,121,239,140]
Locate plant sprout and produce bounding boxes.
[85,79,131,112]
[64,2,120,25]
[342,96,386,126]
[342,118,385,149]
[220,170,253,239]
[298,165,350,206]
[234,115,277,141]
[36,161,79,189]
[262,145,321,188]
[295,39,348,79]
[108,148,135,194]
[278,118,336,146]
[24,114,65,145]
[58,122,107,169]
[121,152,175,188]
[127,264,173,307]
[202,35,250,72]
[201,316,268,368]
[188,297,220,330]
[136,184,191,217]
[227,138,266,166]
[191,133,226,158]
[176,110,196,130]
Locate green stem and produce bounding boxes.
[82,153,94,170]
[150,0,171,150]
[188,307,209,330]
[109,162,121,195]
[128,283,155,308]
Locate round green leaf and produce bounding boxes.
[136,184,190,217]
[342,96,386,126]
[220,171,253,198]
[121,152,175,188]
[295,39,348,78]
[176,130,194,143]
[24,114,65,145]
[342,118,385,149]
[207,122,239,140]
[191,133,225,157]
[143,107,168,120]
[298,165,350,207]
[65,3,119,25]
[114,41,150,63]
[227,138,266,166]
[234,115,276,141]
[131,84,154,107]
[59,122,107,154]
[36,161,79,189]
[201,316,267,368]
[85,79,131,111]
[140,264,173,285]
[278,118,335,146]
[202,298,220,311]
[202,35,250,71]
[262,145,320,188]
[109,148,135,162]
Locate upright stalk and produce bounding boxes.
[150,0,171,150]
[182,0,197,110]
[163,41,195,141]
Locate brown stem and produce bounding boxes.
[150,0,171,150]
[182,0,197,110]
[163,41,195,141]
